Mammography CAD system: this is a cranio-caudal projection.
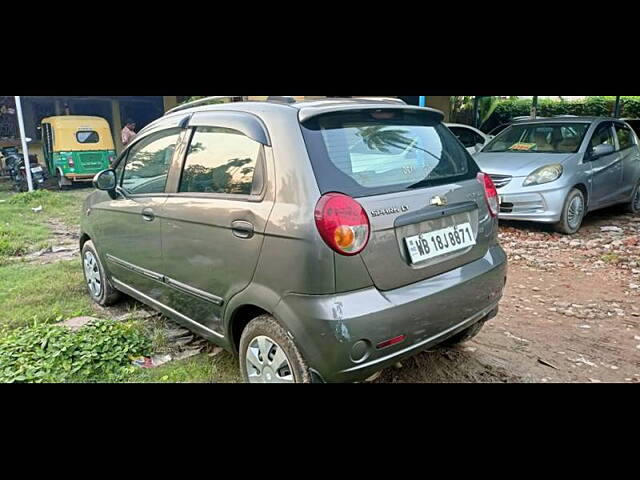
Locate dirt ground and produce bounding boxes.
[377,206,640,383]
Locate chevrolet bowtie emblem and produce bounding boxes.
[430,195,447,206]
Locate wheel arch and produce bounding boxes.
[572,182,589,207]
[227,304,272,355]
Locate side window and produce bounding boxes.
[450,127,476,148]
[614,124,633,150]
[589,123,615,152]
[121,128,180,195]
[179,126,262,195]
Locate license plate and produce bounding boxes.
[405,222,476,264]
[31,166,42,173]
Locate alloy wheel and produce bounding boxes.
[83,251,102,298]
[245,335,294,383]
[567,195,584,230]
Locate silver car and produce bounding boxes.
[474,117,640,233]
[81,97,507,383]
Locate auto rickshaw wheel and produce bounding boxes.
[56,170,69,191]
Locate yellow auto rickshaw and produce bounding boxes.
[41,115,116,189]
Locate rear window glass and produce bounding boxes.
[76,130,99,143]
[300,109,478,197]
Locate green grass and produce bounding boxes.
[131,351,241,383]
[0,188,86,263]
[0,260,94,329]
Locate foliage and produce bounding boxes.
[0,319,152,383]
[477,96,640,132]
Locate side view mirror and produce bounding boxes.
[591,143,615,158]
[93,169,117,192]
[474,143,483,153]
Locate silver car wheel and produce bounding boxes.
[245,335,294,383]
[83,251,102,298]
[567,195,584,229]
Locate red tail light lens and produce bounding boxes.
[477,172,499,217]
[315,193,370,256]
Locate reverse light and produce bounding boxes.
[523,164,563,187]
[477,172,499,217]
[315,193,370,256]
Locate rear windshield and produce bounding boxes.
[300,109,478,197]
[483,122,590,154]
[76,130,99,143]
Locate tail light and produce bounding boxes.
[477,172,499,217]
[67,156,75,168]
[314,193,370,256]
[108,155,116,165]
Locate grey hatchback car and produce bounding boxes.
[80,98,507,383]
[475,117,640,234]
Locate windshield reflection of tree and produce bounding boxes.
[354,126,459,176]
[182,151,254,194]
[125,146,175,179]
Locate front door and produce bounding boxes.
[587,122,623,207]
[160,122,273,336]
[91,127,182,301]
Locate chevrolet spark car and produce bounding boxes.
[475,117,640,234]
[81,97,507,383]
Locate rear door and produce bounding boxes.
[587,122,623,207]
[159,113,274,335]
[301,108,493,292]
[613,122,640,200]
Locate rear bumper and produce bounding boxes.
[274,244,507,383]
[64,173,96,182]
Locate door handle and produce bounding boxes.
[141,208,155,222]
[231,220,254,239]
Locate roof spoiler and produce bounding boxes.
[298,105,444,124]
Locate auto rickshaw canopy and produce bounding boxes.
[41,115,115,152]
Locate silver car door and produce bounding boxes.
[587,122,623,207]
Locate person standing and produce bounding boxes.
[121,119,137,147]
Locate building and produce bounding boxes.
[0,95,452,162]
[0,96,182,161]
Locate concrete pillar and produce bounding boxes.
[111,99,123,154]
[163,96,178,112]
[425,96,452,122]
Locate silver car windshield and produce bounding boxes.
[483,123,590,154]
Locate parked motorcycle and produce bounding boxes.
[12,153,46,192]
[1,146,21,180]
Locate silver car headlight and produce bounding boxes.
[523,164,563,187]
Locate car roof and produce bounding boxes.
[158,97,445,129]
[513,115,620,123]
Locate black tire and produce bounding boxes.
[81,240,121,306]
[626,180,640,214]
[439,320,485,347]
[239,314,311,383]
[554,188,585,235]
